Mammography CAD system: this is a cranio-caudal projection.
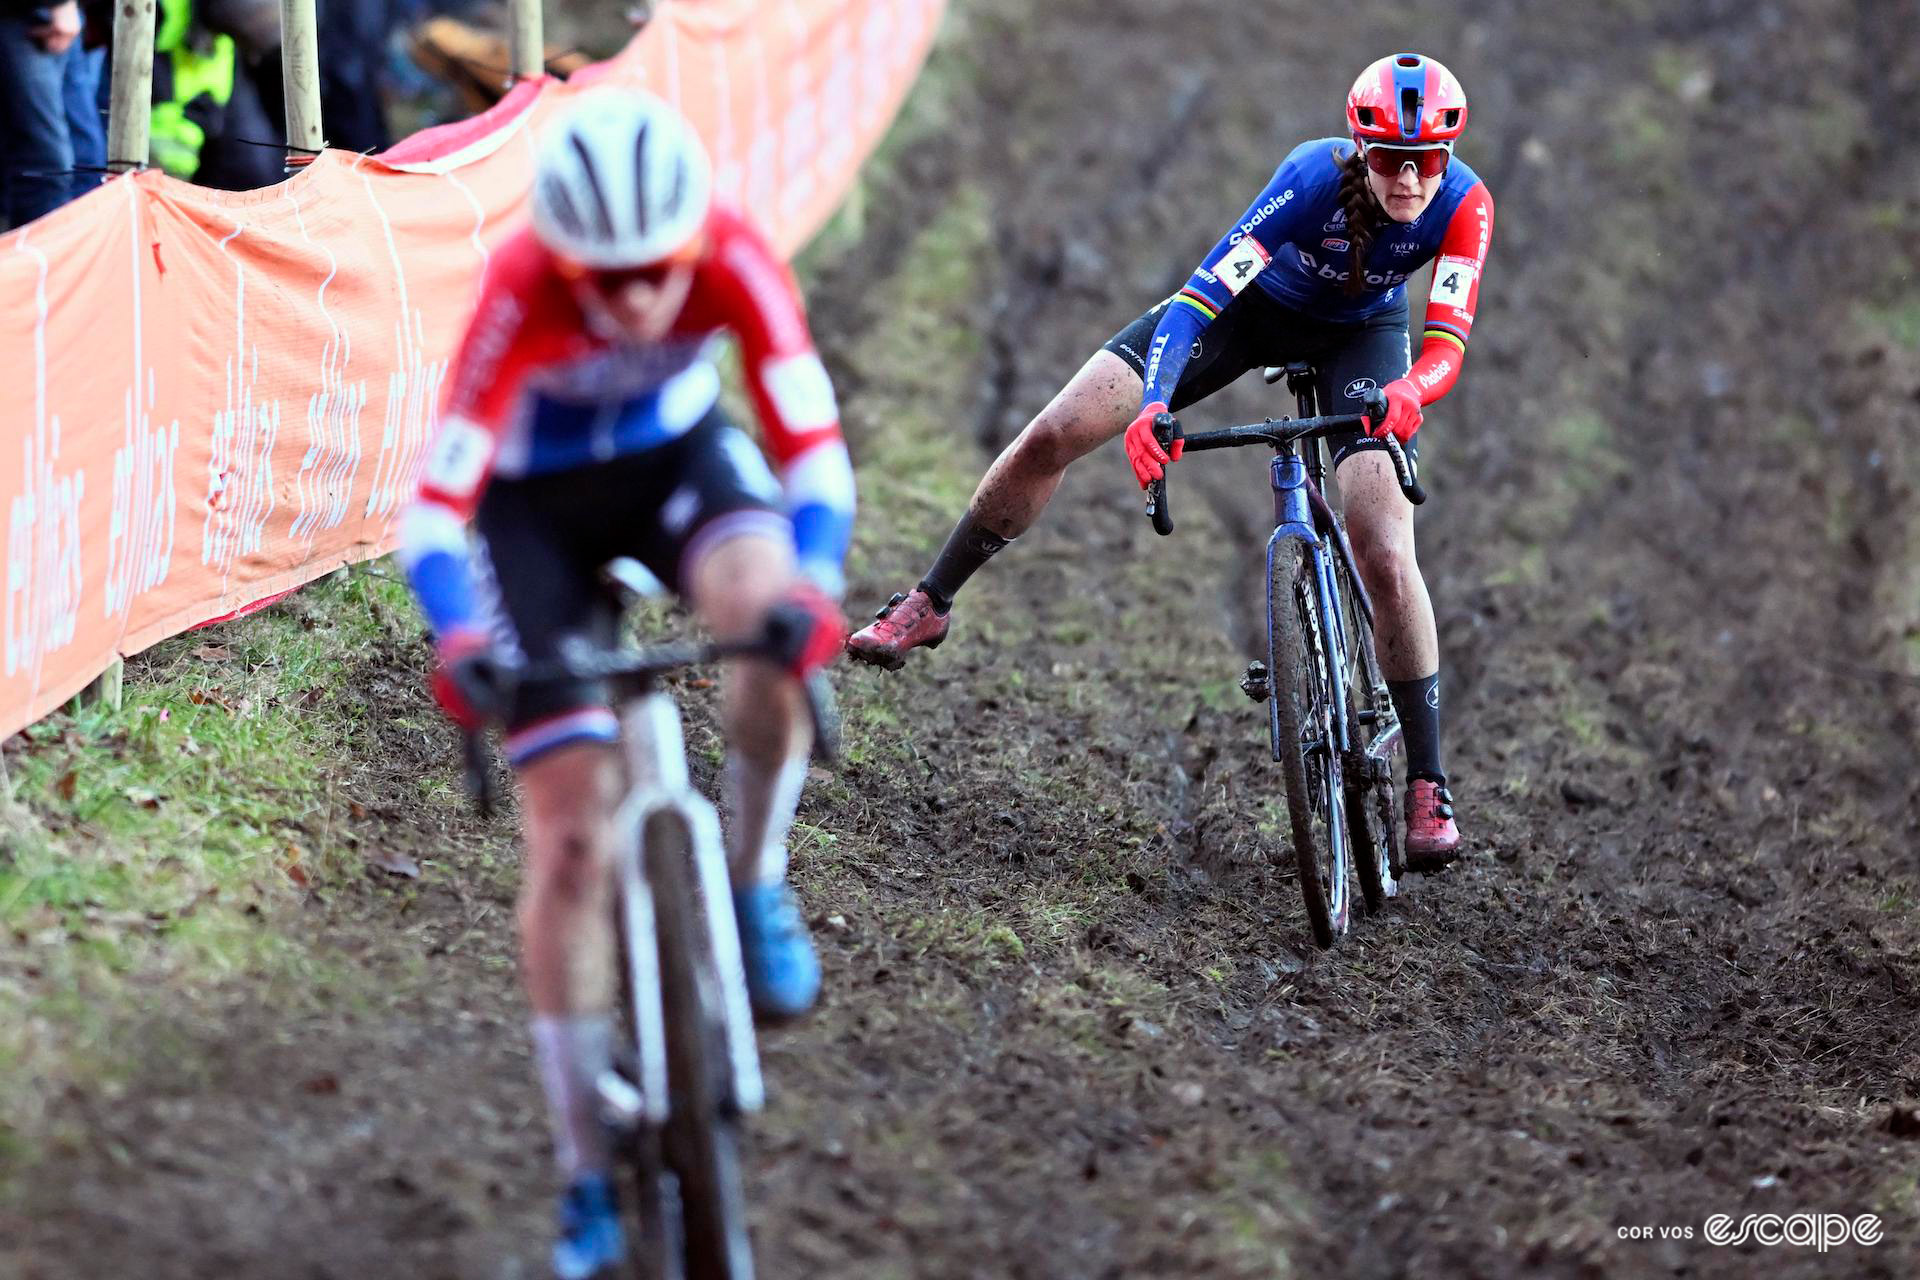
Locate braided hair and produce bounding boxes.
[1334,144,1384,296]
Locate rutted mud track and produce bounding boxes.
[14,1,1920,1277]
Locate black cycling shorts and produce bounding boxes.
[473,409,788,739]
[1102,288,1417,468]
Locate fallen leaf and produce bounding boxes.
[281,843,311,889]
[190,644,232,661]
[55,770,77,801]
[299,1073,340,1096]
[349,801,368,820]
[369,850,421,879]
[685,677,715,690]
[807,766,834,785]
[124,787,161,810]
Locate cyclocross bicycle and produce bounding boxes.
[1145,362,1423,947]
[465,616,839,1280]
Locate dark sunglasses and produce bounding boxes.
[1363,143,1452,179]
[587,261,679,293]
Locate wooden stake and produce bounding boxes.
[70,658,124,714]
[509,0,545,82]
[106,0,156,172]
[280,0,325,167]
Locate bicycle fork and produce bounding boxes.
[1261,452,1354,767]
[602,693,767,1130]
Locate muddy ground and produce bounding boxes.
[9,0,1920,1276]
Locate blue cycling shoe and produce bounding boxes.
[733,882,821,1021]
[552,1173,624,1280]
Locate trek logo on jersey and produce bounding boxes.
[1208,235,1272,296]
[1226,188,1294,245]
[1322,237,1351,253]
[1144,332,1171,390]
[1296,249,1410,290]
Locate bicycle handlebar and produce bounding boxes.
[1144,399,1425,536]
[460,626,843,817]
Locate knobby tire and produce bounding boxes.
[1334,553,1401,912]
[1268,540,1348,947]
[648,812,755,1280]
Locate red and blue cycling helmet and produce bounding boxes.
[1346,53,1469,147]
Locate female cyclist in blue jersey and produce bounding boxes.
[848,53,1493,868]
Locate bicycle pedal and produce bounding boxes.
[1240,660,1270,702]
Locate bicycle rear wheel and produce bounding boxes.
[1267,537,1349,947]
[647,811,755,1280]
[1333,552,1401,913]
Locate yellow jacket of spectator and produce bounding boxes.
[149,0,238,179]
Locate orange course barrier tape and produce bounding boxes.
[0,0,946,740]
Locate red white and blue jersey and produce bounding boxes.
[1142,138,1495,410]
[398,205,856,637]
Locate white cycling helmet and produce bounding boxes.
[531,89,713,270]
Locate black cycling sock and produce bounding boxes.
[1388,673,1445,785]
[918,511,1012,615]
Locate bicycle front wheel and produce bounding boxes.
[648,811,755,1280]
[1267,537,1349,947]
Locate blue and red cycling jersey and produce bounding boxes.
[1142,138,1495,411]
[398,205,856,638]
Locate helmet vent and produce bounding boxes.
[1442,108,1461,129]
[1396,54,1422,68]
[569,133,614,239]
[1401,86,1422,128]
[631,123,651,232]
[1356,106,1376,126]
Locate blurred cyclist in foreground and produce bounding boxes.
[397,89,853,1279]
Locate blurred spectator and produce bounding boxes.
[150,0,284,189]
[320,0,394,153]
[0,1,89,227]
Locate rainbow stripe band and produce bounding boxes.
[1423,325,1467,353]
[1173,289,1220,322]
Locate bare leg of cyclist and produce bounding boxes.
[1336,448,1460,862]
[686,529,823,1017]
[516,742,625,1178]
[848,351,1140,666]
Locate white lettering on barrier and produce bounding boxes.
[106,368,179,619]
[287,188,370,545]
[203,343,282,578]
[365,306,449,523]
[5,230,85,682]
[358,173,451,526]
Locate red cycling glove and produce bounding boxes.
[1370,378,1424,444]
[765,582,848,679]
[1123,401,1181,489]
[430,628,502,732]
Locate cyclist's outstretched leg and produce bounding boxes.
[847,349,1141,668]
[686,527,832,1021]
[1335,446,1460,868]
[516,742,630,1279]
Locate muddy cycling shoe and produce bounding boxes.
[734,882,821,1022]
[1404,778,1461,871]
[552,1173,624,1280]
[845,587,950,670]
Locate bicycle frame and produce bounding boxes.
[609,692,765,1124]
